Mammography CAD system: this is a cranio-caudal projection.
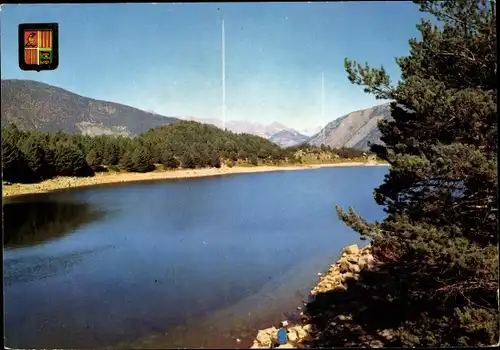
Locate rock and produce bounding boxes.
[290,324,313,339]
[346,255,359,264]
[265,327,277,335]
[378,329,394,340]
[370,340,384,348]
[338,258,351,273]
[302,324,313,333]
[343,244,360,255]
[256,329,275,346]
[295,326,308,339]
[332,275,343,285]
[330,269,342,278]
[277,343,294,348]
[341,272,358,283]
[338,314,352,321]
[361,245,372,254]
[339,259,360,274]
[358,254,375,269]
[349,263,361,274]
[287,328,298,342]
[334,284,348,292]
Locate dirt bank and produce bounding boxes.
[2,162,387,199]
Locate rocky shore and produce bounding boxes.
[250,244,377,349]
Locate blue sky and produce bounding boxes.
[1,3,425,130]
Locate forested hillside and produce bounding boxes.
[2,121,368,184]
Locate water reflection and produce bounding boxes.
[4,245,114,286]
[3,200,104,249]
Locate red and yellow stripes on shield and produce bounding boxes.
[24,48,37,65]
[38,30,53,49]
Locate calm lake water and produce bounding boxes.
[4,166,387,349]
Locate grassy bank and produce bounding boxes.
[2,161,387,199]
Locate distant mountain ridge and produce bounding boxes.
[268,129,310,148]
[1,79,390,151]
[299,126,323,137]
[1,79,180,136]
[308,103,392,151]
[179,116,310,147]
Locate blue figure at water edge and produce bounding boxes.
[277,327,288,345]
[270,321,289,348]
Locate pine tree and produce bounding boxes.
[2,135,32,183]
[229,151,238,162]
[131,147,155,173]
[54,142,94,177]
[102,142,120,165]
[334,0,497,346]
[20,136,47,181]
[3,124,24,145]
[85,148,102,168]
[119,151,135,172]
[238,150,249,160]
[181,153,196,169]
[43,145,57,179]
[257,148,269,160]
[209,151,222,168]
[192,151,203,168]
[161,150,180,169]
[249,155,259,166]
[198,149,211,168]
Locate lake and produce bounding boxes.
[4,166,387,349]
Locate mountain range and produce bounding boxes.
[1,79,391,150]
[179,116,312,147]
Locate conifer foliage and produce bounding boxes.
[336,0,497,346]
[2,132,31,183]
[2,119,370,184]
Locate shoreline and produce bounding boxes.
[2,162,388,199]
[250,243,391,348]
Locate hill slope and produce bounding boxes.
[142,120,288,162]
[309,104,392,150]
[1,79,180,136]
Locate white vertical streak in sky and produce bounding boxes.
[322,72,325,145]
[222,19,226,130]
